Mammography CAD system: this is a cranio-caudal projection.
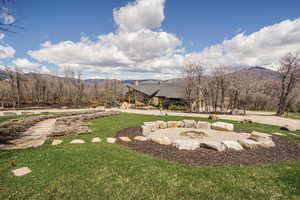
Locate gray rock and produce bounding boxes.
[173,139,200,150]
[222,140,244,151]
[151,135,172,145]
[156,121,167,129]
[211,122,234,131]
[183,120,197,128]
[70,139,85,144]
[119,137,131,142]
[201,141,226,151]
[258,140,275,148]
[12,167,31,176]
[52,139,63,146]
[167,121,180,128]
[92,137,102,143]
[249,131,272,141]
[197,121,211,129]
[238,139,260,149]
[106,137,116,143]
[144,122,158,131]
[134,136,148,141]
[141,125,152,136]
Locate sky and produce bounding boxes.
[0,0,300,79]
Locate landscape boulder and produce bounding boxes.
[197,121,211,129]
[70,139,85,144]
[92,137,102,143]
[258,140,276,148]
[249,131,271,141]
[119,137,131,142]
[141,125,152,136]
[221,140,243,151]
[52,139,63,146]
[167,121,180,128]
[156,121,167,129]
[237,139,260,149]
[107,137,116,143]
[144,122,158,131]
[12,167,31,176]
[173,139,200,150]
[134,136,148,141]
[211,122,234,131]
[182,120,197,128]
[248,131,275,148]
[201,141,226,151]
[151,135,172,145]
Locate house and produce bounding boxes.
[126,81,186,108]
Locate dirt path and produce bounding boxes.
[0,119,56,150]
[0,108,100,116]
[117,109,300,130]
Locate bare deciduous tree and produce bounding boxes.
[277,52,300,116]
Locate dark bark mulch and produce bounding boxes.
[116,126,300,167]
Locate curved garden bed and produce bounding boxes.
[116,126,300,166]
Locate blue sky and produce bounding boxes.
[1,0,300,79]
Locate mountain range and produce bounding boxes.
[0,66,280,84]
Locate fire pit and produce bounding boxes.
[180,130,207,139]
[140,120,276,151]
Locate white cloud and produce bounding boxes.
[0,7,15,24]
[113,0,165,32]
[0,43,15,59]
[28,0,300,79]
[0,33,5,40]
[40,66,50,74]
[12,58,50,74]
[13,58,41,69]
[28,0,182,78]
[189,18,300,69]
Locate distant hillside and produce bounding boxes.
[123,79,160,84]
[0,69,8,80]
[0,66,280,84]
[240,66,280,80]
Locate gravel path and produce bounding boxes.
[116,109,300,130]
[0,119,56,150]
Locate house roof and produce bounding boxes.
[128,82,185,99]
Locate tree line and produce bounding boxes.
[0,67,124,108]
[183,52,300,116]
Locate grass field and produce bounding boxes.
[285,112,300,120]
[0,113,300,200]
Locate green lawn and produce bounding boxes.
[284,112,300,120]
[0,113,300,200]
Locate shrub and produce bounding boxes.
[168,104,186,111]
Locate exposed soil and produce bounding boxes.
[116,126,300,166]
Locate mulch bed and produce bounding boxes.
[116,126,300,166]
